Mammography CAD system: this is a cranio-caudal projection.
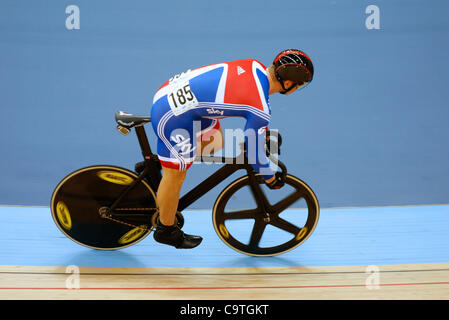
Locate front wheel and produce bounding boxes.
[212,174,319,256]
[51,165,158,250]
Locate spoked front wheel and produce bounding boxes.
[212,174,319,256]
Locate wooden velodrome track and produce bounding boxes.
[0,204,448,300]
[1,263,448,300]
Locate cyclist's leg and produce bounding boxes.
[157,166,186,226]
[150,104,202,248]
[155,117,223,228]
[196,119,224,156]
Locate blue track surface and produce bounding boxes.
[1,205,448,268]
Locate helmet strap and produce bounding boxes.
[279,81,297,95]
[275,70,297,95]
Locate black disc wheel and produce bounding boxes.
[213,174,319,256]
[51,165,157,250]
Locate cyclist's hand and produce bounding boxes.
[265,172,285,189]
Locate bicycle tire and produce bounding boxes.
[212,174,319,256]
[51,165,157,250]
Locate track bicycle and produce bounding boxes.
[50,111,319,256]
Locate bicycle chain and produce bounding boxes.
[101,207,158,231]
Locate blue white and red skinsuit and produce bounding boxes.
[150,58,274,180]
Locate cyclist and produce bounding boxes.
[150,49,314,249]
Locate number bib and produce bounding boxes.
[167,80,199,116]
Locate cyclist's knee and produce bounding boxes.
[161,166,187,184]
[199,129,224,155]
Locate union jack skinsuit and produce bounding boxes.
[150,58,274,179]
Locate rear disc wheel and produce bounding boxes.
[51,165,157,250]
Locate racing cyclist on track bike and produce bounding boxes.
[150,49,314,249]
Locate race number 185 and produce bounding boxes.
[168,82,198,116]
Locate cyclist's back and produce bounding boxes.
[150,58,272,177]
[153,58,269,111]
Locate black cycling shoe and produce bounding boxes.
[153,221,202,249]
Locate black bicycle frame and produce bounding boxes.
[177,157,254,211]
[112,123,262,213]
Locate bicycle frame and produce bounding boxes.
[110,123,263,214]
[51,113,318,255]
[178,158,254,211]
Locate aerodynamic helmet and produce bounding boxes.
[273,49,314,94]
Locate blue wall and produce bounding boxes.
[1,0,448,208]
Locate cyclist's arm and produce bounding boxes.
[244,114,275,181]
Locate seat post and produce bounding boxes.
[134,125,154,159]
[134,124,162,188]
